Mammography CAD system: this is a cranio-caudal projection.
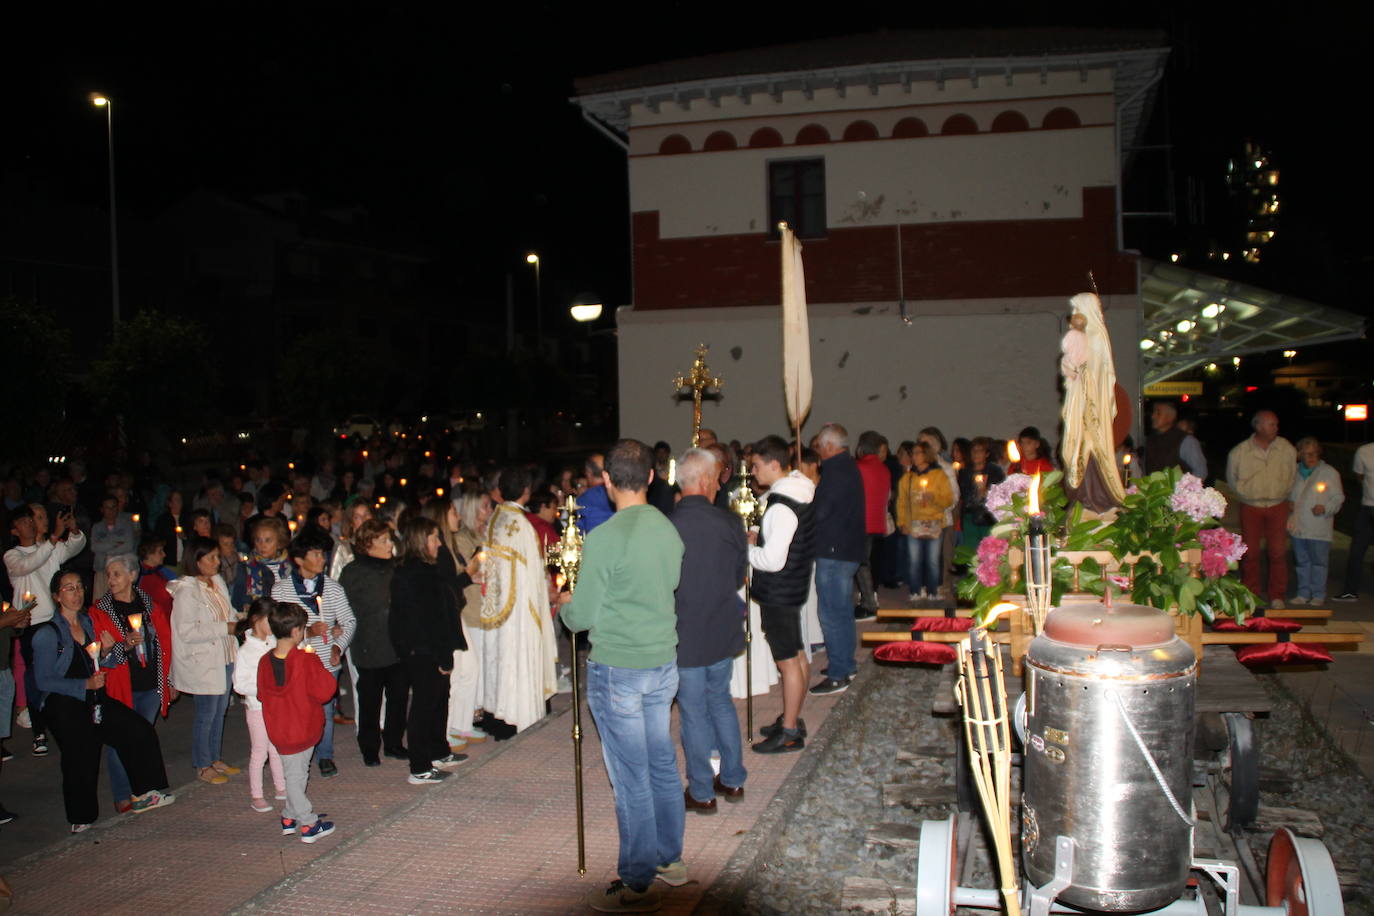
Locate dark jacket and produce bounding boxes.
[751,493,816,607]
[338,553,397,669]
[1145,425,1188,475]
[389,557,467,659]
[812,451,866,563]
[670,495,748,667]
[958,464,1007,527]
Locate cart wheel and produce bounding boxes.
[1223,712,1258,831]
[916,815,957,916]
[1266,828,1346,916]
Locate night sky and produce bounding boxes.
[7,3,1373,321]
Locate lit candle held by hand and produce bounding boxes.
[128,614,147,664]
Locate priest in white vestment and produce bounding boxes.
[480,470,558,732]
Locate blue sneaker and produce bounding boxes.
[299,819,335,844]
[281,816,296,835]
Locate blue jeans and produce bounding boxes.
[677,657,746,803]
[586,659,684,892]
[192,664,233,769]
[107,689,160,802]
[1292,538,1331,601]
[814,558,859,681]
[907,536,942,595]
[0,668,13,741]
[315,670,340,761]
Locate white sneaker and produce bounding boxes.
[1269,598,1285,611]
[15,707,30,730]
[1288,596,1308,605]
[432,753,468,770]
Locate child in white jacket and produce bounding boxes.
[234,597,286,811]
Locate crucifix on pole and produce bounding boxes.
[672,343,723,447]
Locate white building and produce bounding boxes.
[574,29,1174,447]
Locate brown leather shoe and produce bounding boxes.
[333,714,355,725]
[684,789,717,813]
[713,775,744,802]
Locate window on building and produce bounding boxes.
[768,158,826,239]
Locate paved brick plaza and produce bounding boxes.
[2,679,841,914]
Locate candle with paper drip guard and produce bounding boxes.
[1024,472,1052,635]
[128,613,147,665]
[918,475,929,505]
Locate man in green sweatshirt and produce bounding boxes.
[560,438,686,913]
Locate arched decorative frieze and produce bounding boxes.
[841,120,879,142]
[940,114,978,136]
[891,117,929,139]
[1041,107,1082,130]
[702,130,738,151]
[795,123,831,145]
[658,134,692,155]
[749,127,784,148]
[990,111,1030,132]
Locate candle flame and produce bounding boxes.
[288,520,298,532]
[952,461,962,471]
[1122,453,1132,466]
[1007,440,1021,463]
[175,525,183,535]
[1027,472,1041,514]
[400,478,408,487]
[132,513,141,523]
[1316,482,1327,493]
[23,592,33,603]
[303,644,314,653]
[435,487,445,497]
[362,450,369,458]
[87,641,100,661]
[288,462,295,470]
[985,602,1019,626]
[378,496,387,505]
[129,613,142,630]
[974,474,985,485]
[555,573,567,589]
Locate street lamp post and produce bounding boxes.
[526,253,542,354]
[90,93,120,335]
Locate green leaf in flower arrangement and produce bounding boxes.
[1077,556,1103,594]
[1161,546,1180,571]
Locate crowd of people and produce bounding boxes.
[0,408,1371,913]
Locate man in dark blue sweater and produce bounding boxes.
[810,423,867,695]
[670,448,749,813]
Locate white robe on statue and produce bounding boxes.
[480,502,558,731]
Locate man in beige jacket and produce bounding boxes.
[1226,410,1297,608]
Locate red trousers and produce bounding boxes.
[1239,503,1288,602]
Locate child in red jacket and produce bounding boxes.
[257,600,337,843]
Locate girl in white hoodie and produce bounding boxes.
[233,597,286,812]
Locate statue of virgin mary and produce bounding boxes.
[1060,292,1126,511]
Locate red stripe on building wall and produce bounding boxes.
[631,186,1135,309]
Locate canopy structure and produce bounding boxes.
[1138,259,1367,386]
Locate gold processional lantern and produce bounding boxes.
[545,494,587,875]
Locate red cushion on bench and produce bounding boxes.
[911,617,976,633]
[874,641,957,665]
[1235,642,1332,666]
[1212,617,1301,633]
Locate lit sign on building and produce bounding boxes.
[1345,404,1369,421]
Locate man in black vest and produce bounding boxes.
[747,435,816,754]
[1144,401,1207,478]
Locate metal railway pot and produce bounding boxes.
[1021,600,1197,911]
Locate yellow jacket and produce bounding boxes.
[896,466,954,531]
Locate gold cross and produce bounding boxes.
[672,343,723,447]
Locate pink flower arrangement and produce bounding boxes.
[1199,527,1246,577]
[1169,473,1227,523]
[975,537,1009,587]
[984,474,1032,522]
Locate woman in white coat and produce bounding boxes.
[1287,437,1345,605]
[170,536,242,785]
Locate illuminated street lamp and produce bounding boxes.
[90,92,120,335]
[526,253,542,350]
[570,292,603,323]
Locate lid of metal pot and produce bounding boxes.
[1042,600,1176,649]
